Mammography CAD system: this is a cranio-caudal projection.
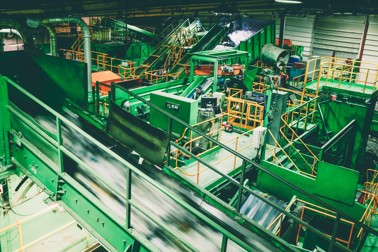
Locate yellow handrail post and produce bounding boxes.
[196,154,200,185]
[234,137,239,170]
[17,221,24,252]
[363,68,370,93]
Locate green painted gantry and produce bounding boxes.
[0,76,299,252]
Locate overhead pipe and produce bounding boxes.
[0,29,22,52]
[0,28,22,38]
[28,17,92,91]
[41,24,57,56]
[0,19,35,51]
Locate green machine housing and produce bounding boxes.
[150,91,198,136]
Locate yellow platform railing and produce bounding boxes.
[59,48,136,78]
[266,129,315,178]
[144,69,169,84]
[0,203,84,252]
[292,56,378,95]
[357,169,378,239]
[223,88,264,131]
[171,116,255,186]
[295,199,355,248]
[266,197,355,248]
[278,97,319,175]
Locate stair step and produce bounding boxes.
[285,162,295,170]
[272,153,289,165]
[289,120,317,131]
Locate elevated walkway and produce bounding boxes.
[0,76,297,252]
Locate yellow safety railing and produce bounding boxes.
[171,116,254,185]
[118,64,137,79]
[173,115,224,159]
[223,89,264,131]
[266,130,315,177]
[252,81,265,93]
[0,203,81,252]
[224,96,264,130]
[293,56,378,95]
[266,197,297,237]
[228,88,244,99]
[357,169,378,239]
[59,48,137,78]
[266,197,359,248]
[71,34,82,51]
[174,129,254,185]
[290,199,355,248]
[317,58,378,94]
[144,69,169,84]
[295,199,355,248]
[70,28,95,51]
[277,97,319,175]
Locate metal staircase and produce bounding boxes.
[129,19,202,79]
[265,97,319,177]
[167,23,229,81]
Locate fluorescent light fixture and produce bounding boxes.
[275,0,302,3]
[8,43,24,47]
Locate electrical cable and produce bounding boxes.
[14,176,28,192]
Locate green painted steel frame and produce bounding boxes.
[318,119,356,166]
[236,21,276,64]
[112,78,186,116]
[119,85,378,252]
[2,76,277,252]
[0,77,11,166]
[189,49,248,93]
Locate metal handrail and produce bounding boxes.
[316,58,378,94]
[266,130,314,177]
[59,48,137,77]
[224,95,265,130]
[173,128,254,185]
[266,197,297,236]
[296,204,355,248]
[144,68,169,84]
[4,77,265,252]
[278,98,319,174]
[0,203,63,251]
[113,83,378,249]
[358,170,378,238]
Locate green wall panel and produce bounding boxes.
[314,162,359,206]
[257,161,365,220]
[320,99,373,171]
[150,91,198,135]
[0,51,87,110]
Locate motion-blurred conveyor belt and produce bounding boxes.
[0,76,298,251]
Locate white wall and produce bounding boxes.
[313,15,365,58]
[277,14,375,62]
[361,16,378,84]
[362,16,378,63]
[276,15,315,58]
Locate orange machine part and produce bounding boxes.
[92,71,123,94]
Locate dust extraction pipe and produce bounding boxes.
[41,24,57,57]
[28,17,92,91]
[0,19,35,51]
[0,29,21,52]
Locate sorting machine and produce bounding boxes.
[0,17,378,252]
